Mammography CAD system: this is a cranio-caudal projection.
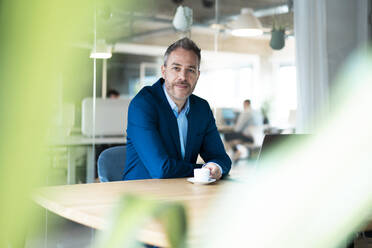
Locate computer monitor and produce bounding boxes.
[222,108,237,125]
[82,97,131,137]
[257,134,311,165]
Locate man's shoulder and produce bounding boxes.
[189,94,212,117]
[135,85,153,98]
[131,79,163,104]
[189,94,209,107]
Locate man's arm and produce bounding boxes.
[127,93,201,179]
[234,111,250,133]
[199,107,232,178]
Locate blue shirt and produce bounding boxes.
[163,84,189,159]
[162,84,223,175]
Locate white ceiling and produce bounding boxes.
[94,0,293,44]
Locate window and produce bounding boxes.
[194,66,254,110]
[270,64,297,127]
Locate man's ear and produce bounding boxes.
[196,69,200,81]
[161,65,166,78]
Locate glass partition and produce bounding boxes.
[46,0,296,185]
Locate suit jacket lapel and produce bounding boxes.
[167,111,182,159]
[184,96,197,162]
[153,79,182,159]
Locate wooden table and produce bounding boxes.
[33,178,237,247]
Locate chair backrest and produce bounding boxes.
[98,146,126,182]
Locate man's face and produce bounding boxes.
[161,48,200,104]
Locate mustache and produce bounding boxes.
[175,81,189,86]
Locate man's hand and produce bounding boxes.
[203,162,222,180]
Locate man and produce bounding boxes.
[107,89,120,99]
[226,100,263,142]
[123,38,231,181]
[224,99,263,161]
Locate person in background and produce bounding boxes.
[123,37,231,181]
[224,99,263,162]
[107,89,120,99]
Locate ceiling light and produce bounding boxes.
[172,5,193,32]
[90,39,112,59]
[229,8,263,37]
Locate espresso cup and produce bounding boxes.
[194,168,210,182]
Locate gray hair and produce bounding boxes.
[163,37,201,67]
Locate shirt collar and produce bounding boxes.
[162,82,190,114]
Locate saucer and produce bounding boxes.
[187,177,216,185]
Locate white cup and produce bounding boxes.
[194,168,210,182]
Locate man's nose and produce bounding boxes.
[178,69,187,80]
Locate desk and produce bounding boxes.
[33,178,234,247]
[50,135,126,184]
[33,177,372,247]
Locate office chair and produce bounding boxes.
[97,146,126,182]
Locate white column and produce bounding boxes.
[102,59,107,99]
[294,0,329,133]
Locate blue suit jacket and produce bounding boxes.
[123,78,231,180]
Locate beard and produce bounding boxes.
[170,82,191,98]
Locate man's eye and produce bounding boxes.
[172,67,180,71]
[188,68,196,73]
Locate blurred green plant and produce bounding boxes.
[270,17,286,50]
[0,0,183,247]
[0,0,92,246]
[94,194,187,248]
[271,21,286,33]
